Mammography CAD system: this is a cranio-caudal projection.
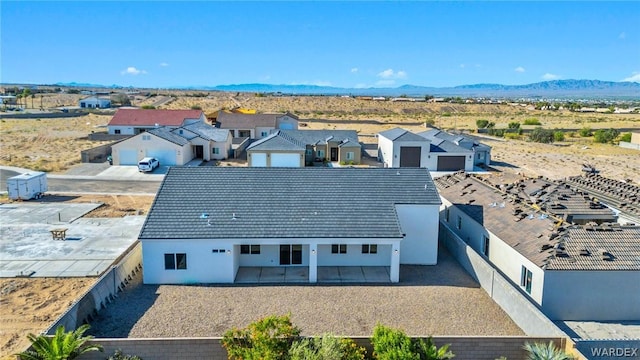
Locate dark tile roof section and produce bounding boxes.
[246,130,361,151]
[418,130,473,153]
[246,131,305,151]
[435,172,640,271]
[378,128,418,141]
[565,174,640,220]
[180,122,230,142]
[148,127,189,146]
[140,167,441,240]
[108,109,203,126]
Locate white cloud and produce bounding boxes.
[351,68,359,73]
[159,62,169,67]
[542,73,559,80]
[121,66,147,75]
[619,32,626,39]
[622,72,640,82]
[377,68,407,79]
[514,66,525,73]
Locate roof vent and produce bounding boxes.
[207,219,212,226]
[232,213,237,220]
[200,213,209,219]
[579,248,590,256]
[601,249,614,261]
[397,171,401,175]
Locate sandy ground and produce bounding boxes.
[0,278,95,359]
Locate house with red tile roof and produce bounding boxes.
[107,109,206,135]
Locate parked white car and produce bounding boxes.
[138,157,160,172]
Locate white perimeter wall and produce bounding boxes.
[542,270,640,321]
[396,204,439,264]
[440,199,545,305]
[377,136,395,167]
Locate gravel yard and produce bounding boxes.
[88,246,523,338]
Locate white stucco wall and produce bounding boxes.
[542,270,640,321]
[108,126,136,135]
[439,199,545,304]
[396,204,440,264]
[276,115,299,130]
[255,126,275,139]
[111,133,191,166]
[378,136,431,168]
[316,244,392,266]
[377,135,395,167]
[142,239,237,284]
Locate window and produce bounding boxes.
[305,149,313,156]
[212,147,220,154]
[362,244,378,254]
[164,253,187,270]
[482,236,490,257]
[211,249,226,253]
[114,129,121,134]
[241,245,260,254]
[445,207,450,222]
[456,215,462,229]
[142,135,151,141]
[477,153,482,159]
[261,131,268,137]
[520,266,533,294]
[317,150,325,158]
[331,244,347,254]
[346,152,354,160]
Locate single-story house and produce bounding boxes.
[246,130,362,167]
[436,172,640,321]
[0,95,17,105]
[140,167,441,284]
[378,128,476,171]
[79,96,111,109]
[111,123,231,165]
[216,111,299,139]
[418,129,491,166]
[107,109,206,135]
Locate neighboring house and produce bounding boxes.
[418,129,491,166]
[246,130,362,167]
[111,123,231,165]
[0,95,17,105]
[79,96,111,109]
[377,128,476,171]
[436,172,640,321]
[140,167,441,284]
[216,111,299,139]
[107,109,206,135]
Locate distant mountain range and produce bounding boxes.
[51,79,640,99]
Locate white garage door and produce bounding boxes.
[271,153,301,167]
[147,149,177,166]
[251,153,267,167]
[118,149,138,165]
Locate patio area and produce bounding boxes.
[235,266,391,283]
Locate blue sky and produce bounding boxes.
[2,1,639,88]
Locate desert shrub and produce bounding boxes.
[442,112,451,117]
[476,119,489,128]
[553,131,565,142]
[524,118,542,126]
[190,105,202,110]
[565,131,576,138]
[289,334,366,360]
[222,314,300,360]
[141,105,155,109]
[620,132,632,142]
[488,129,505,137]
[578,127,592,137]
[593,129,619,144]
[529,128,555,143]
[108,349,143,360]
[507,121,521,129]
[523,341,574,360]
[504,133,521,140]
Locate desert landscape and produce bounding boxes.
[0,91,639,358]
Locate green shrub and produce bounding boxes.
[553,131,565,142]
[504,133,521,140]
[620,132,632,142]
[108,349,143,360]
[414,337,455,360]
[507,122,521,129]
[524,118,542,126]
[372,324,418,360]
[141,105,155,109]
[578,127,592,137]
[442,112,451,117]
[529,128,555,143]
[222,314,301,360]
[476,119,489,128]
[593,129,620,144]
[289,334,366,360]
[190,105,202,110]
[523,341,574,360]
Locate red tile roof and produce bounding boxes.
[108,109,203,127]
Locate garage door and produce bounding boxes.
[271,153,301,167]
[400,147,421,167]
[118,149,138,165]
[251,153,267,167]
[147,149,177,166]
[437,156,465,171]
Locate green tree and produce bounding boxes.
[289,334,366,360]
[111,93,131,106]
[141,105,155,109]
[523,341,574,360]
[476,120,489,128]
[529,128,555,143]
[371,324,418,360]
[593,129,619,143]
[15,324,103,360]
[222,314,301,360]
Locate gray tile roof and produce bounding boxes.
[140,167,441,240]
[246,130,361,152]
[180,122,230,142]
[246,131,305,151]
[217,111,295,129]
[418,130,472,154]
[379,128,414,141]
[435,173,640,271]
[148,127,189,146]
